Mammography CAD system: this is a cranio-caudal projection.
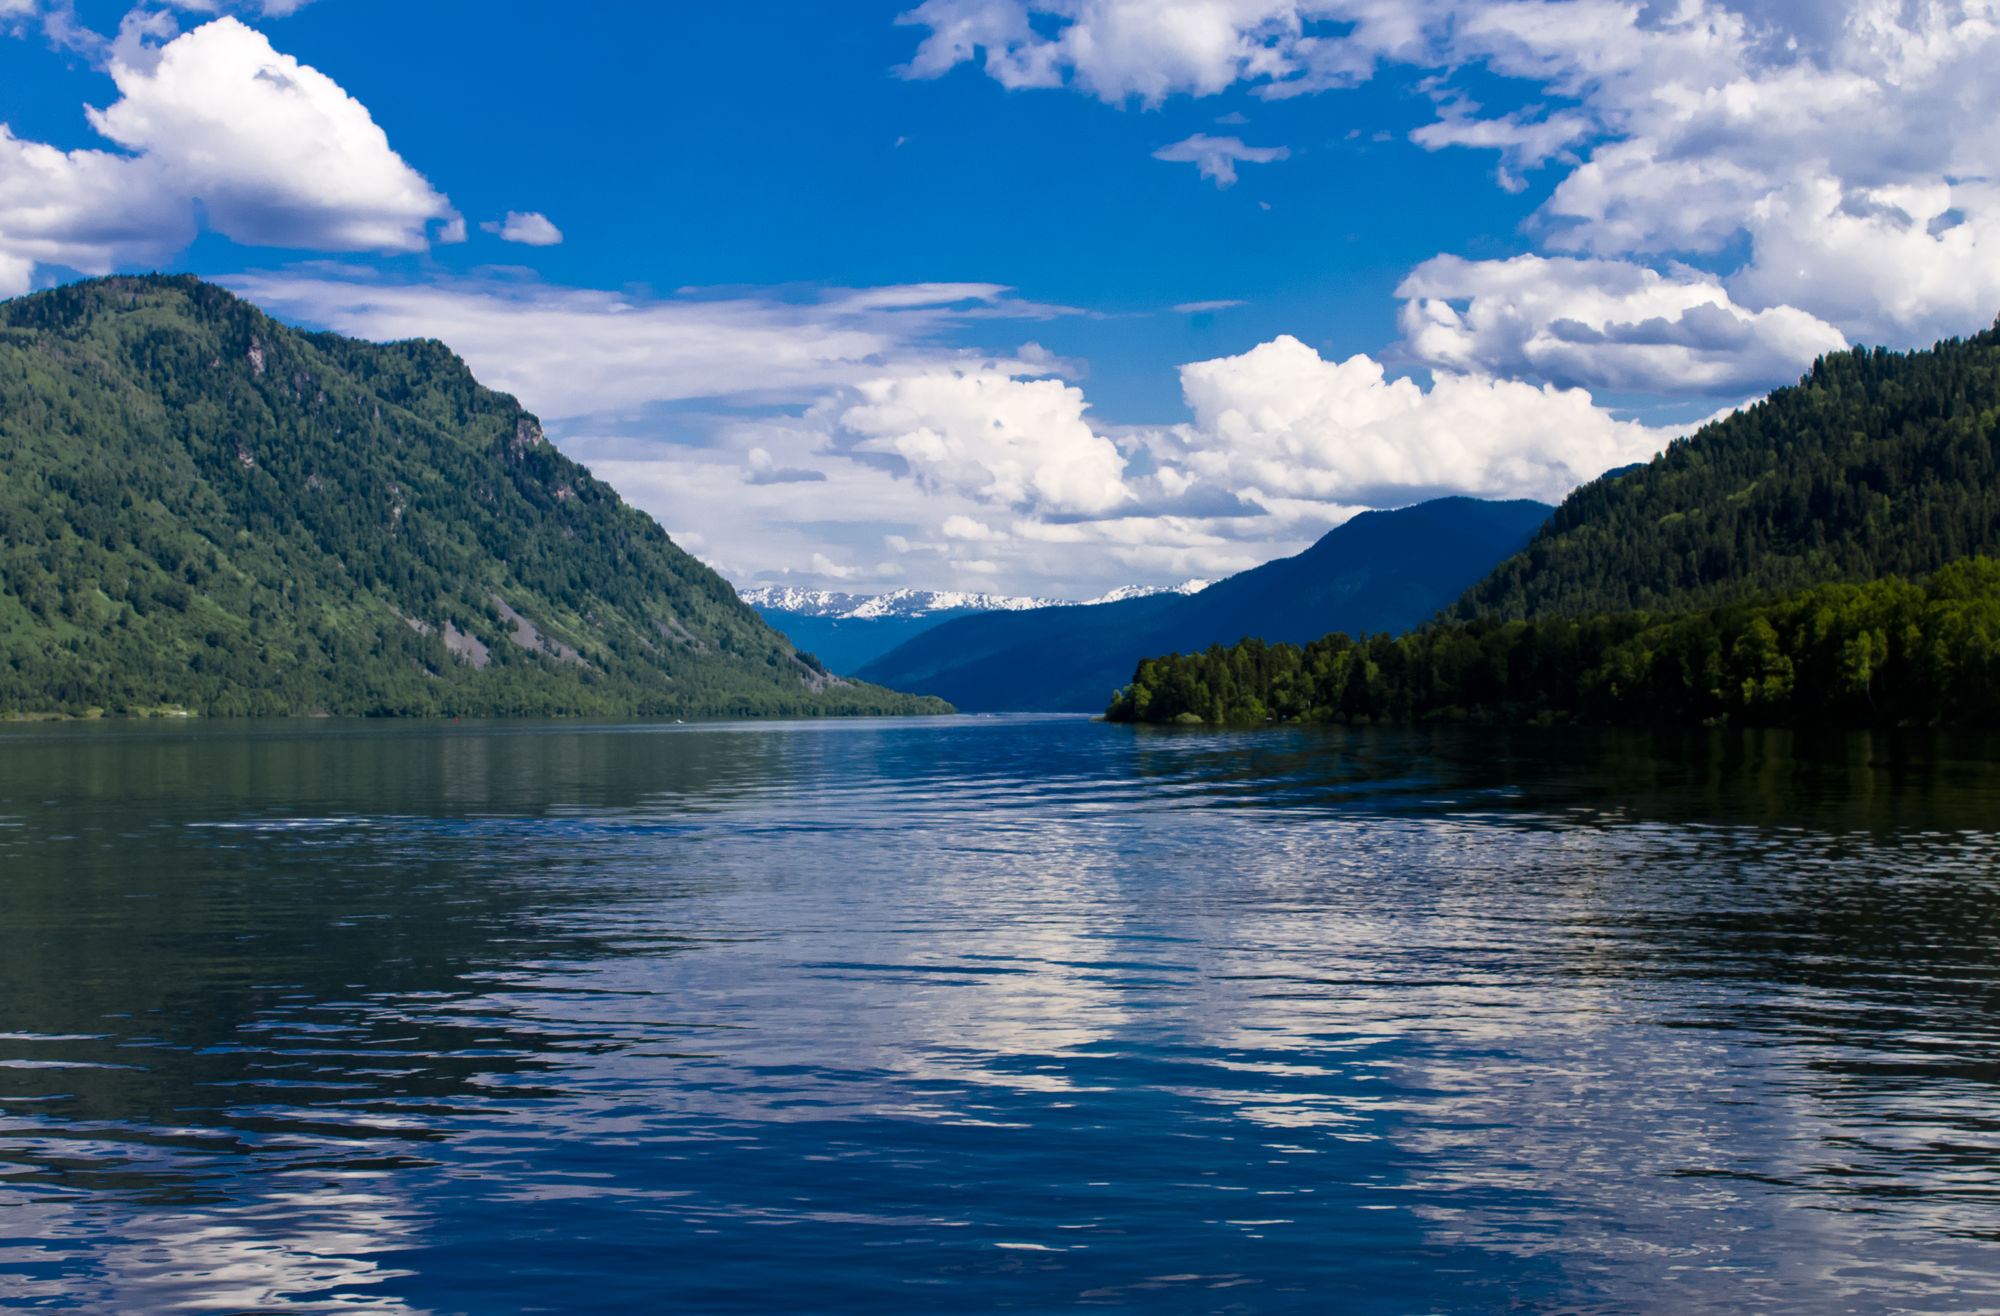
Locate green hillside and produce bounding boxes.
[0,275,949,719]
[1107,558,2000,729]
[1108,318,2000,730]
[1459,322,2000,620]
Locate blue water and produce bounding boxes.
[3,716,2000,1312]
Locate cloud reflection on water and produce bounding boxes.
[5,719,2000,1311]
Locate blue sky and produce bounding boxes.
[4,1,1997,597]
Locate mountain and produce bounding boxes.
[854,497,1552,711]
[1073,581,1212,605]
[744,589,1057,676]
[744,580,1209,674]
[1108,324,2000,730]
[0,275,949,719]
[741,586,1068,619]
[1458,321,2000,620]
[853,593,1188,711]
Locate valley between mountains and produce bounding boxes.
[7,275,2000,730]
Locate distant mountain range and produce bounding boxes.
[744,580,1210,673]
[853,497,1553,711]
[743,587,1067,619]
[0,276,949,719]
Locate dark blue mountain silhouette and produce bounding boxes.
[855,496,1553,711]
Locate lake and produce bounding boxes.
[3,715,1999,1313]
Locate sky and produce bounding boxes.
[2,1,1997,598]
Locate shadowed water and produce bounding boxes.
[2,715,1999,1313]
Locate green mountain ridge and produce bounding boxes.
[1459,320,2000,619]
[0,275,949,719]
[1109,320,2000,729]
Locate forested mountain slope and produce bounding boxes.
[1459,322,2000,620]
[0,275,948,718]
[857,497,1551,711]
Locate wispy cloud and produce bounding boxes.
[481,211,563,246]
[1152,133,1289,189]
[226,269,1078,416]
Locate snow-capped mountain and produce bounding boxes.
[740,580,1211,620]
[1082,580,1212,605]
[738,587,1063,620]
[743,579,1217,676]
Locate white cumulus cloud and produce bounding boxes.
[0,124,191,294]
[1159,334,1679,506]
[89,17,455,251]
[1396,254,1848,395]
[0,16,454,291]
[842,367,1133,515]
[1466,0,2000,345]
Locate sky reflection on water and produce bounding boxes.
[3,716,1999,1313]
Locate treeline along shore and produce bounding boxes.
[1106,559,2000,729]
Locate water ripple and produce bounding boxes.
[3,717,2000,1311]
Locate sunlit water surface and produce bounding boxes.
[3,715,1999,1313]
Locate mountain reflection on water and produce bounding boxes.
[2,716,1998,1313]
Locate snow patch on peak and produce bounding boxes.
[740,586,1063,620]
[741,579,1211,619]
[1081,579,1212,605]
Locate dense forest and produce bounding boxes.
[1459,321,2000,619]
[0,275,949,719]
[1106,558,2000,729]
